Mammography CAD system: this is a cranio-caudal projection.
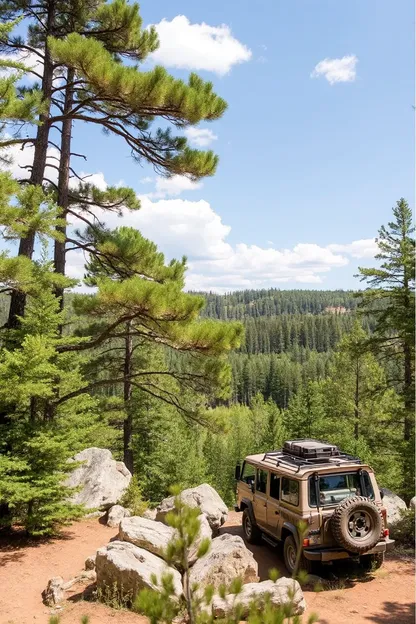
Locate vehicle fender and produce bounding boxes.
[240,498,257,525]
[282,521,299,546]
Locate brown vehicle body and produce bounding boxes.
[235,440,395,573]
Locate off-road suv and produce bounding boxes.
[235,439,394,574]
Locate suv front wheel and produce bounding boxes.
[283,535,312,576]
[242,508,262,544]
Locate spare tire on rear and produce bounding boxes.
[331,496,383,554]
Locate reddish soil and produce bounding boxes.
[0,512,414,624]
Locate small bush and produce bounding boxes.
[119,475,148,516]
[390,508,415,551]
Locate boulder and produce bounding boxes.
[107,505,131,528]
[42,577,65,606]
[189,534,258,592]
[409,496,416,511]
[156,484,228,531]
[209,579,306,618]
[118,516,175,558]
[96,541,183,601]
[65,448,131,510]
[188,513,213,564]
[142,508,157,521]
[380,488,407,525]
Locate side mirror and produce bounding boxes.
[235,463,241,481]
[380,490,384,500]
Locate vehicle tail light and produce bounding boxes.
[303,538,310,547]
[384,528,389,538]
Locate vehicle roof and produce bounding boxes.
[244,452,371,478]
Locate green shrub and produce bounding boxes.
[390,508,415,550]
[119,475,148,516]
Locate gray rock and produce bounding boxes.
[409,496,416,511]
[142,508,157,521]
[96,540,183,601]
[189,534,258,593]
[65,448,131,510]
[118,516,175,558]
[380,488,407,525]
[107,505,131,528]
[188,513,213,565]
[156,484,228,531]
[209,579,306,618]
[42,577,65,606]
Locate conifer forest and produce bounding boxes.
[0,0,414,542]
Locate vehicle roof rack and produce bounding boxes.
[262,440,362,473]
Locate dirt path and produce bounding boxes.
[0,513,414,624]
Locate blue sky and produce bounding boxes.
[5,0,415,292]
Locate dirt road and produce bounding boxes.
[0,513,414,624]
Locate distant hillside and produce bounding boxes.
[197,289,357,320]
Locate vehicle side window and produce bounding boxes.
[281,477,299,506]
[363,471,375,500]
[241,462,256,486]
[270,473,280,500]
[256,469,268,494]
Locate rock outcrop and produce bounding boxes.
[107,505,131,528]
[209,579,306,618]
[95,541,183,600]
[409,496,415,511]
[189,534,258,592]
[65,448,131,510]
[380,488,407,525]
[156,484,228,532]
[42,577,65,606]
[118,516,175,558]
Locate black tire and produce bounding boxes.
[242,508,262,544]
[283,535,312,576]
[331,496,383,554]
[360,552,385,571]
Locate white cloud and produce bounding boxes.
[184,127,218,147]
[149,175,202,199]
[328,239,378,258]
[139,176,153,184]
[311,55,358,85]
[67,196,353,292]
[149,15,252,75]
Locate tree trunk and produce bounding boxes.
[7,1,57,328]
[403,342,413,441]
[54,67,75,316]
[354,359,360,440]
[123,321,134,473]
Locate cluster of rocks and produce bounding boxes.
[92,483,305,617]
[47,448,306,617]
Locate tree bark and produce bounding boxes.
[123,320,134,473]
[54,67,75,316]
[7,1,57,328]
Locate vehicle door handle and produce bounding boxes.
[275,510,279,515]
[263,503,267,507]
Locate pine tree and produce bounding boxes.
[1,0,227,325]
[59,225,243,473]
[356,198,415,442]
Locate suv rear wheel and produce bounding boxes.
[242,508,262,544]
[283,535,312,576]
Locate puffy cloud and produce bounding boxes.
[149,175,202,198]
[0,49,44,82]
[311,55,358,85]
[184,127,218,147]
[149,15,251,75]
[67,196,353,292]
[328,239,378,258]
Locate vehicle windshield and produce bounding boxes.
[309,472,374,507]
